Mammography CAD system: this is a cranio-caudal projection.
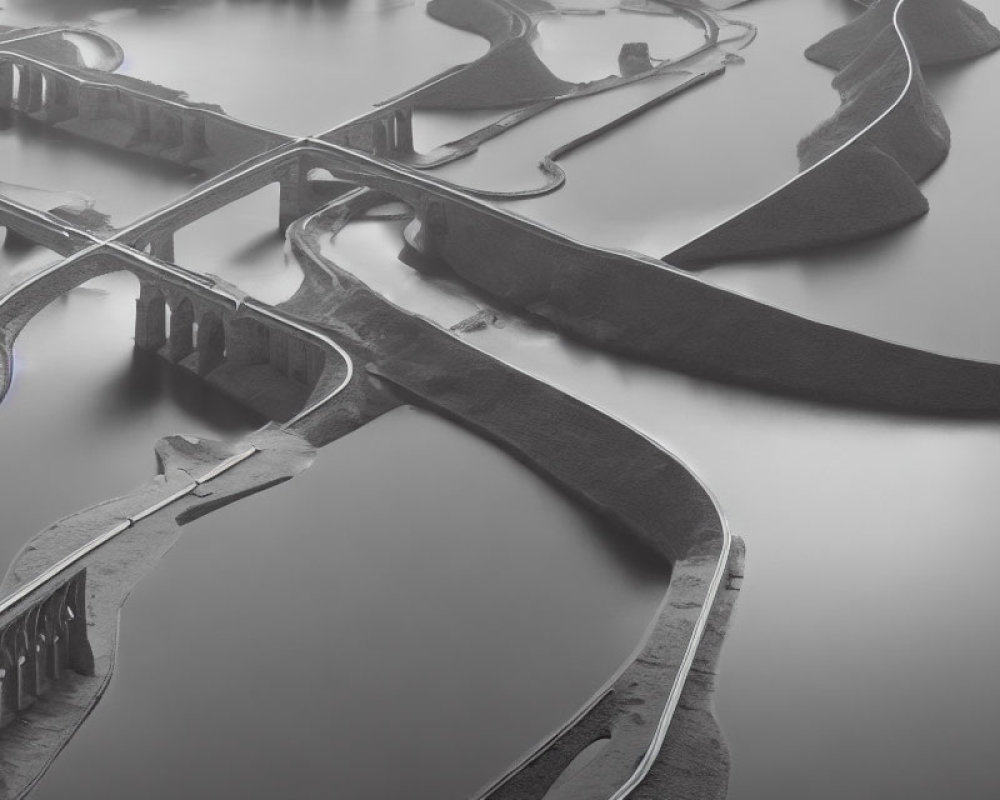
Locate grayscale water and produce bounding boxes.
[30,405,670,800]
[532,9,705,82]
[429,0,851,257]
[0,271,263,577]
[324,209,1000,800]
[4,0,488,135]
[2,0,1000,798]
[705,0,1000,363]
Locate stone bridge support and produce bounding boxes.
[0,62,14,108]
[278,156,342,233]
[226,318,271,366]
[135,281,167,351]
[19,65,44,115]
[125,95,153,147]
[137,233,176,263]
[196,311,226,376]
[166,296,195,362]
[326,106,414,159]
[180,115,210,163]
[0,571,94,730]
[267,329,324,386]
[78,84,115,122]
[154,108,184,151]
[38,74,80,124]
[370,108,414,157]
[403,196,450,263]
[225,318,323,386]
[129,278,327,414]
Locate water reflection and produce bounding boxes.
[0,117,198,226]
[174,184,304,303]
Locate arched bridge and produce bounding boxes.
[0,49,291,176]
[0,570,93,730]
[0,238,341,422]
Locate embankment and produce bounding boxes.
[398,192,1000,415]
[285,208,736,800]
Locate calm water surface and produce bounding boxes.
[327,212,1000,800]
[3,0,1000,797]
[31,405,669,800]
[430,0,850,257]
[0,271,263,578]
[532,9,706,82]
[705,0,1000,362]
[6,0,488,135]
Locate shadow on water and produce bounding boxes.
[229,228,285,264]
[1,228,39,255]
[91,347,265,434]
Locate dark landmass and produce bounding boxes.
[807,0,1000,69]
[393,192,1000,416]
[798,25,949,177]
[283,208,736,799]
[668,0,1000,267]
[408,0,574,109]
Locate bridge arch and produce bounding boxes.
[0,248,343,423]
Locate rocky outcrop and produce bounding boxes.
[807,0,1000,69]
[667,0,999,267]
[619,42,654,77]
[400,0,574,109]
[405,37,574,109]
[798,25,949,177]
[670,144,930,261]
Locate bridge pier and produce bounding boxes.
[127,97,152,147]
[167,298,195,362]
[393,108,414,154]
[278,159,331,233]
[226,318,270,366]
[178,116,210,163]
[0,62,14,108]
[196,312,226,375]
[157,110,183,151]
[135,283,167,351]
[36,75,79,124]
[26,608,48,700]
[0,572,93,730]
[78,84,114,121]
[139,233,175,262]
[22,67,44,115]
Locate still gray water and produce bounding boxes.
[2,0,1000,798]
[325,207,1000,800]
[30,406,669,800]
[0,270,264,575]
[706,0,1000,363]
